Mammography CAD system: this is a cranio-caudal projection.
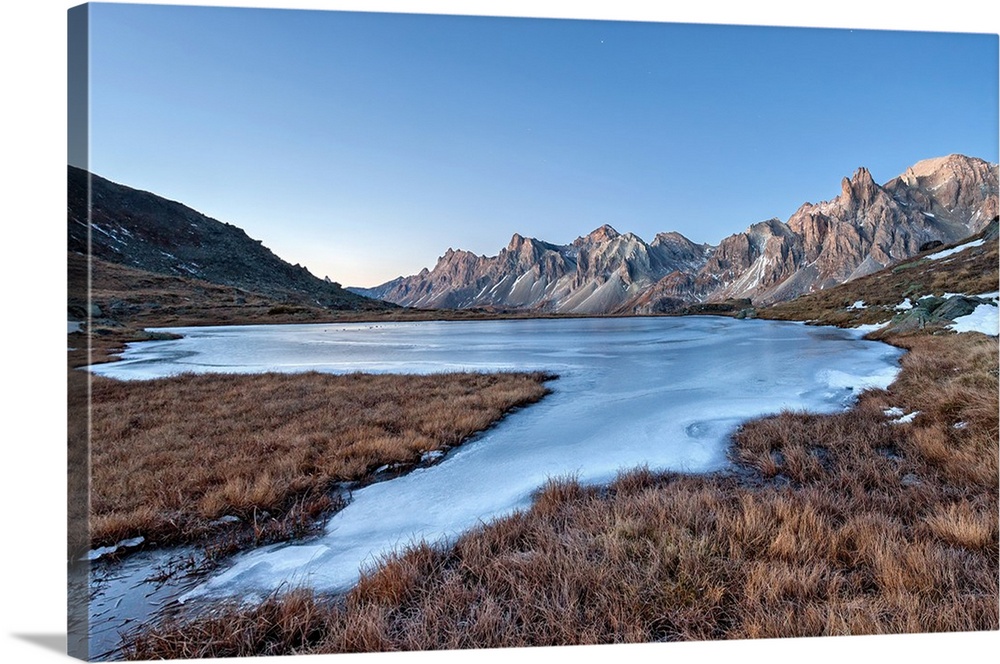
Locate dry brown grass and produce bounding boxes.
[88,371,553,549]
[126,330,998,658]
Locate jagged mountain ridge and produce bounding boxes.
[68,166,386,312]
[353,224,711,314]
[354,154,998,314]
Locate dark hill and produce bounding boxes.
[68,165,387,313]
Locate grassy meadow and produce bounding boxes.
[86,371,554,552]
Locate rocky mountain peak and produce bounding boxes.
[652,231,688,245]
[840,166,879,204]
[504,233,558,270]
[748,217,790,236]
[883,153,998,233]
[576,224,621,245]
[435,248,484,275]
[507,233,527,250]
[893,154,991,191]
[440,246,477,262]
[907,153,975,179]
[650,231,711,266]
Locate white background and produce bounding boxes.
[2,1,997,663]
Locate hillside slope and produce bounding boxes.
[68,166,389,317]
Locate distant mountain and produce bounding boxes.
[352,224,710,314]
[354,154,998,314]
[68,166,388,315]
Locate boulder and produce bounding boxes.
[916,296,946,312]
[890,307,938,332]
[931,295,983,320]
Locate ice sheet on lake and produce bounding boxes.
[850,322,888,335]
[89,317,904,601]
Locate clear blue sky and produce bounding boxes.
[83,2,999,287]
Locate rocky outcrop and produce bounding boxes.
[888,293,995,334]
[361,154,996,314]
[884,155,999,233]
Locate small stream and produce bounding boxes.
[75,545,205,660]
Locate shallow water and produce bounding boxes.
[88,316,902,610]
[80,545,206,660]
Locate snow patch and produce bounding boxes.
[884,406,920,424]
[91,223,128,245]
[847,300,866,310]
[85,536,145,561]
[948,302,999,336]
[923,238,985,261]
[850,322,887,335]
[820,366,899,396]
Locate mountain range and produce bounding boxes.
[352,154,998,314]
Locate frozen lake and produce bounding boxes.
[89,316,903,604]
